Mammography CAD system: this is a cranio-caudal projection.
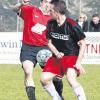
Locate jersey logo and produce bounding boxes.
[50,32,69,40]
[31,23,46,35]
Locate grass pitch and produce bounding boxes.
[0,64,100,100]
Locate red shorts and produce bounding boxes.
[43,55,78,77]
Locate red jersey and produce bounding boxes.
[20,5,51,46]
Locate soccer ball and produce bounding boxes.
[36,49,52,66]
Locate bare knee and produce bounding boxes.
[66,68,80,87]
[40,72,55,86]
[40,75,51,86]
[22,61,34,79]
[67,76,79,87]
[23,67,32,79]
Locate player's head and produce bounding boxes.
[40,0,52,13]
[92,14,100,24]
[22,0,31,5]
[23,0,31,3]
[49,0,67,19]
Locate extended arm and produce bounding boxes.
[11,1,30,13]
[48,39,64,59]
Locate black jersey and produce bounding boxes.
[47,17,86,56]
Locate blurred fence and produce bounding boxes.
[0,32,100,64]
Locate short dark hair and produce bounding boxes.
[92,14,99,18]
[50,0,67,15]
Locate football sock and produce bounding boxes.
[26,86,36,100]
[44,81,62,100]
[53,78,64,100]
[73,85,86,100]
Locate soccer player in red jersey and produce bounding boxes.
[40,0,87,100]
[12,0,64,100]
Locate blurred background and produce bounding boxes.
[0,0,100,32]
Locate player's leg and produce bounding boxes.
[40,72,62,100]
[40,56,63,100]
[40,65,64,100]
[66,68,86,100]
[22,60,36,100]
[20,44,37,100]
[53,77,64,100]
[38,47,64,100]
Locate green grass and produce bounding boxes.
[0,64,100,100]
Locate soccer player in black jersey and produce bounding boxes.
[40,0,86,100]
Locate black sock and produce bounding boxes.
[53,78,64,100]
[26,86,36,100]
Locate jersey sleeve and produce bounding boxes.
[19,5,34,19]
[67,17,86,42]
[72,24,86,42]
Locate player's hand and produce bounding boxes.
[74,63,86,75]
[55,52,64,59]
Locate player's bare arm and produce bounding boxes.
[75,39,86,74]
[11,0,30,12]
[11,3,23,13]
[48,39,64,59]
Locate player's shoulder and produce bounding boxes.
[47,19,57,24]
[21,4,37,10]
[33,6,40,11]
[47,19,57,29]
[66,17,77,26]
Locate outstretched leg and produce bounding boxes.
[40,72,62,100]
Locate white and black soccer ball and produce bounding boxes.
[36,49,52,66]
